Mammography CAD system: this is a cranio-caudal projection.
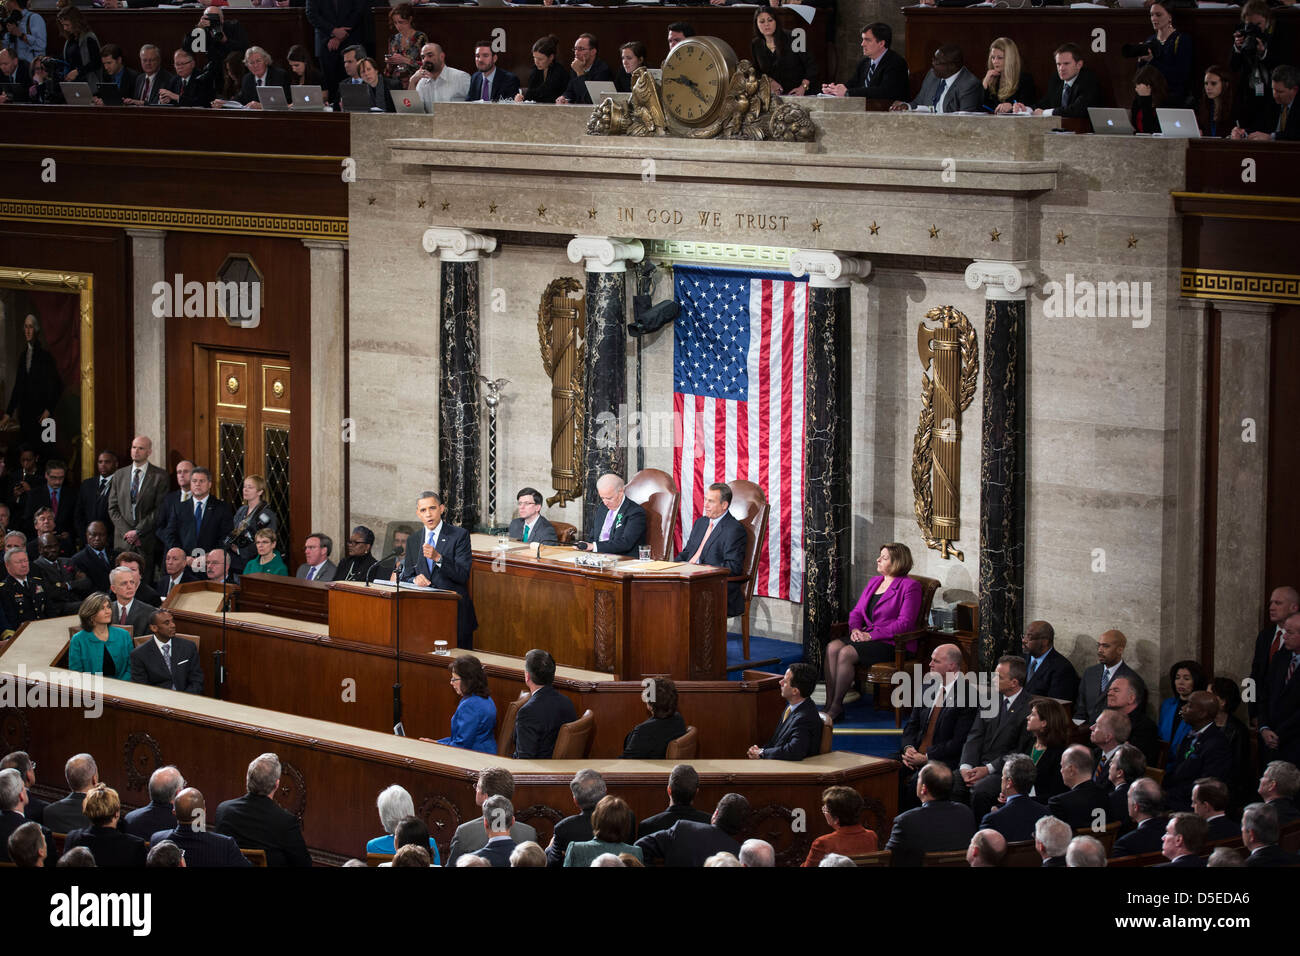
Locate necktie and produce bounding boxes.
[1027,656,1040,682]
[51,489,58,514]
[427,530,437,575]
[522,523,530,543]
[1182,733,1198,760]
[1100,667,1112,694]
[96,549,107,566]
[932,78,943,110]
[306,565,317,581]
[1288,654,1298,685]
[25,344,32,373]
[1279,104,1290,136]
[144,76,152,100]
[130,468,141,519]
[1061,82,1071,110]
[599,508,616,542]
[920,689,945,753]
[99,477,108,496]
[781,705,792,723]
[194,500,204,536]
[481,73,491,102]
[865,59,876,86]
[1273,628,1286,662]
[689,520,716,563]
[1094,755,1107,785]
[118,603,127,625]
[161,641,173,677]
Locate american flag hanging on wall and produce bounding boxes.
[671,265,807,602]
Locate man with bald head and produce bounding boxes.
[157,460,195,553]
[205,549,231,585]
[122,765,185,840]
[107,435,169,577]
[1162,690,1233,811]
[1021,620,1079,701]
[576,473,646,558]
[151,788,250,867]
[69,520,115,595]
[966,828,1006,867]
[898,643,977,808]
[1107,676,1160,765]
[1251,587,1298,723]
[1075,629,1146,724]
[411,42,470,107]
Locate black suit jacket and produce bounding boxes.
[1204,814,1240,842]
[157,568,200,600]
[959,692,1033,773]
[1076,661,1147,724]
[561,58,613,104]
[0,60,31,99]
[1128,708,1161,766]
[42,791,92,835]
[175,69,215,108]
[1251,623,1286,720]
[74,475,115,544]
[150,823,251,866]
[1036,66,1103,120]
[899,684,978,770]
[637,803,711,840]
[110,598,157,636]
[1023,648,1080,702]
[845,47,909,101]
[473,836,517,867]
[1047,780,1110,831]
[133,70,178,104]
[156,489,187,551]
[239,66,292,105]
[636,819,739,867]
[466,68,520,102]
[885,799,976,867]
[1157,853,1206,867]
[1259,650,1300,764]
[513,684,577,759]
[172,496,235,558]
[676,512,746,616]
[1162,724,1234,810]
[122,800,177,841]
[545,809,593,868]
[214,792,311,867]
[1112,816,1166,857]
[1109,782,1133,832]
[1267,797,1300,827]
[129,635,204,693]
[980,794,1048,843]
[24,482,77,539]
[622,712,687,759]
[65,825,147,867]
[1245,844,1300,867]
[508,515,558,545]
[589,497,646,557]
[0,809,54,863]
[523,64,571,103]
[399,522,477,648]
[761,697,823,761]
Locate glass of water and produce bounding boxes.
[433,640,450,657]
[638,546,651,562]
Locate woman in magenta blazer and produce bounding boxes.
[823,542,922,721]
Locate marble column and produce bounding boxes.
[127,229,167,452]
[790,250,870,669]
[566,236,644,534]
[964,260,1036,668]
[303,239,348,548]
[423,227,498,529]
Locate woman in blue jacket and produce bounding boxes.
[438,654,497,754]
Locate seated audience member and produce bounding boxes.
[1021,620,1078,702]
[748,663,822,761]
[1241,801,1300,867]
[158,47,212,107]
[393,843,431,867]
[739,839,775,867]
[1159,658,1207,751]
[339,44,366,90]
[222,46,290,108]
[130,610,203,693]
[516,35,570,104]
[59,846,97,867]
[1257,614,1300,763]
[67,592,133,681]
[157,547,198,598]
[803,785,878,866]
[0,547,50,635]
[64,784,147,867]
[1075,629,1147,724]
[1111,777,1166,857]
[126,44,176,106]
[823,542,922,720]
[71,521,115,595]
[1130,64,1168,133]
[614,40,645,94]
[514,648,577,759]
[510,841,547,867]
[885,762,976,867]
[1233,63,1300,140]
[638,764,711,839]
[1013,43,1102,122]
[1157,811,1208,867]
[967,828,1007,867]
[565,795,642,867]
[622,677,686,759]
[384,4,425,88]
[218,51,246,103]
[380,817,436,868]
[247,529,289,576]
[296,532,336,581]
[94,44,138,101]
[1046,744,1109,830]
[667,22,694,51]
[1209,676,1252,806]
[1090,708,1131,792]
[557,32,612,105]
[7,821,47,867]
[108,565,156,634]
[410,43,470,107]
[750,6,816,97]
[365,785,441,863]
[1,750,46,823]
[56,7,99,84]
[1108,743,1147,832]
[286,44,324,90]
[593,853,628,867]
[438,654,497,753]
[1128,0,1193,105]
[34,534,79,613]
[575,473,646,557]
[358,56,394,111]
[546,769,606,867]
[636,792,750,867]
[0,768,54,864]
[335,526,377,582]
[1107,676,1160,766]
[677,483,746,617]
[467,40,520,103]
[228,473,278,572]
[819,853,855,867]
[456,854,489,867]
[890,45,981,113]
[115,552,161,607]
[984,37,1037,113]
[1191,778,1238,842]
[466,797,518,866]
[1257,760,1300,826]
[823,22,908,101]
[214,753,311,867]
[957,656,1032,815]
[1229,0,1287,133]
[507,487,558,544]
[25,508,64,564]
[1208,847,1245,867]
[1163,690,1233,811]
[897,644,977,808]
[121,765,183,840]
[980,753,1049,842]
[0,48,27,103]
[1250,587,1298,725]
[42,753,99,835]
[446,767,538,865]
[1066,835,1107,867]
[1034,815,1071,867]
[151,788,250,867]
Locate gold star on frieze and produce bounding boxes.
[1127,233,1139,248]
[869,221,880,236]
[588,208,597,219]
[417,198,426,209]
[367,196,376,206]
[537,204,547,217]
[1056,231,1069,244]
[488,202,498,214]
[928,225,940,239]
[989,228,1001,242]
[811,218,822,233]
[441,200,450,211]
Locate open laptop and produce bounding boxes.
[0,82,24,102]
[95,83,124,106]
[585,80,620,103]
[1156,108,1201,138]
[390,88,426,113]
[59,81,94,105]
[291,85,326,111]
[338,82,373,112]
[1088,107,1133,135]
[256,86,289,110]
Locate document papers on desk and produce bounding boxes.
[366,580,449,593]
[621,560,682,572]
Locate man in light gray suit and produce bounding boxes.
[106,435,169,576]
[294,533,336,581]
[444,767,538,866]
[890,45,982,114]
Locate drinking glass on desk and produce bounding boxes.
[497,532,508,549]
[638,546,651,562]
[433,640,449,656]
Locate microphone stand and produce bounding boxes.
[214,538,238,701]
[393,548,403,735]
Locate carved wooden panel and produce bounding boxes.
[122,731,163,791]
[417,793,462,859]
[0,707,31,755]
[276,759,307,824]
[516,803,565,850]
[593,590,616,673]
[746,803,814,868]
[692,589,716,680]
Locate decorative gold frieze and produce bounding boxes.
[1180,268,1300,305]
[0,198,346,241]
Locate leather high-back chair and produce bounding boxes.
[624,469,679,561]
[819,713,834,755]
[726,480,770,661]
[552,709,595,759]
[664,725,698,759]
[550,521,577,545]
[497,690,531,757]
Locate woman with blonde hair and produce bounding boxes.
[984,37,1036,112]
[63,784,147,866]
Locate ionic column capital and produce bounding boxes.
[422,227,497,262]
[965,260,1037,301]
[788,250,870,288]
[566,236,644,273]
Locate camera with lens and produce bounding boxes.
[4,9,23,27]
[38,57,70,82]
[1120,39,1161,59]
[1237,21,1265,57]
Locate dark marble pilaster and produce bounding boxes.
[965,261,1035,667]
[790,251,869,670]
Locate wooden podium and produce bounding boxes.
[327,581,459,655]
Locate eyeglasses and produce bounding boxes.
[449,676,462,684]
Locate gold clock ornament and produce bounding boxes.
[661,36,738,132]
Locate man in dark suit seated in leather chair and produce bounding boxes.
[1033,815,1071,866]
[1163,691,1234,811]
[898,644,978,809]
[635,792,749,867]
[638,763,711,839]
[129,610,204,693]
[677,482,746,616]
[885,761,976,866]
[1107,743,1146,833]
[214,753,311,867]
[471,796,517,867]
[575,473,645,558]
[121,765,184,840]
[1157,812,1208,867]
[508,487,558,545]
[0,769,55,865]
[958,655,1033,817]
[545,768,605,868]
[1191,778,1239,843]
[514,648,577,760]
[1022,620,1080,702]
[748,663,822,761]
[150,787,250,867]
[1242,801,1300,867]
[1111,777,1166,857]
[981,753,1049,842]
[1047,744,1110,830]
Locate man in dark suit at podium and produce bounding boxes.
[677,482,746,616]
[748,663,822,761]
[507,487,557,545]
[398,490,476,649]
[576,473,645,558]
[514,649,576,760]
[1021,620,1079,702]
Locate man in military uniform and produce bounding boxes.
[32,533,80,615]
[0,547,49,637]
